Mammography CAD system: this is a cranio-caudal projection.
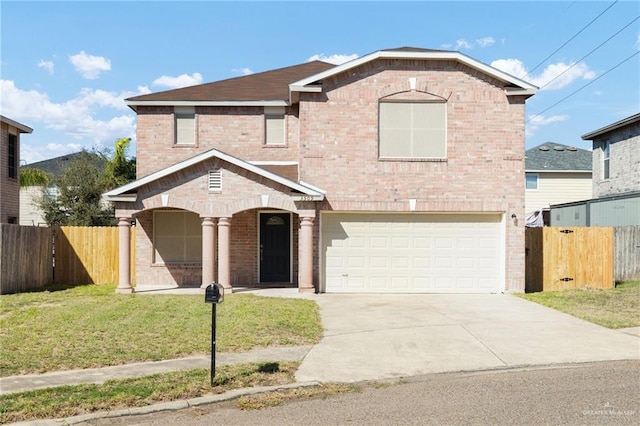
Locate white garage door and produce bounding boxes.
[322,213,503,293]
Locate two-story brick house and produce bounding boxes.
[104,47,537,294]
[1,115,33,224]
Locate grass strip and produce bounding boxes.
[237,383,361,410]
[518,280,640,329]
[0,361,298,424]
[0,284,322,376]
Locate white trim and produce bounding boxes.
[290,50,538,97]
[258,211,293,283]
[249,160,298,166]
[499,213,506,293]
[103,148,325,202]
[127,100,289,108]
[526,169,592,173]
[0,115,33,133]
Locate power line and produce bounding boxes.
[523,0,619,79]
[527,49,640,123]
[539,14,640,90]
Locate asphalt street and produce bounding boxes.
[80,360,639,426]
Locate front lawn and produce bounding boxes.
[0,284,323,376]
[518,280,640,329]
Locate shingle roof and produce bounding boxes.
[581,112,640,140]
[525,142,592,171]
[21,151,106,177]
[126,60,335,103]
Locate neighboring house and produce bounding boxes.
[550,112,640,226]
[104,47,537,294]
[1,115,32,224]
[20,152,108,226]
[524,142,592,225]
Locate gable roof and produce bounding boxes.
[103,148,325,202]
[290,47,538,97]
[525,142,592,172]
[581,112,640,140]
[126,47,537,110]
[126,61,335,109]
[21,151,107,177]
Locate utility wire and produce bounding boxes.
[540,15,640,90]
[523,0,619,79]
[527,49,640,123]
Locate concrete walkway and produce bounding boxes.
[0,346,311,395]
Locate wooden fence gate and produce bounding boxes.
[525,227,614,292]
[54,226,136,285]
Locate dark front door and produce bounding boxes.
[260,212,291,282]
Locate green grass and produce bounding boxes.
[0,361,299,424]
[0,284,323,376]
[518,280,640,329]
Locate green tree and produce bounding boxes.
[105,137,136,188]
[38,139,136,227]
[40,151,115,226]
[19,167,49,187]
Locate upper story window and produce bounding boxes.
[525,173,538,190]
[379,101,446,160]
[602,141,610,180]
[174,106,195,146]
[264,106,285,146]
[8,133,17,179]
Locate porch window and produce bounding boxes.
[379,101,446,160]
[153,210,202,263]
[174,106,195,145]
[264,106,285,146]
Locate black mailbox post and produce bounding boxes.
[204,283,224,385]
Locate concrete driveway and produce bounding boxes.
[295,294,640,383]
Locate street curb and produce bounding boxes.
[7,381,322,426]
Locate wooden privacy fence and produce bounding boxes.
[0,224,54,294]
[614,226,640,282]
[525,227,614,292]
[54,226,136,285]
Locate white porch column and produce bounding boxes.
[201,217,217,288]
[217,217,232,292]
[298,216,315,293]
[116,217,134,294]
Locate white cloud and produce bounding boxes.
[491,58,595,90]
[0,79,139,162]
[476,37,495,48]
[152,73,203,89]
[233,67,253,76]
[526,114,568,137]
[455,39,473,50]
[307,53,358,65]
[69,51,111,79]
[38,60,54,75]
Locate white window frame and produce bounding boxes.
[153,210,202,264]
[174,106,196,146]
[525,173,539,191]
[603,141,610,180]
[264,106,286,146]
[378,101,447,160]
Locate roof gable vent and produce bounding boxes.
[553,146,565,151]
[208,169,222,191]
[539,146,550,151]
